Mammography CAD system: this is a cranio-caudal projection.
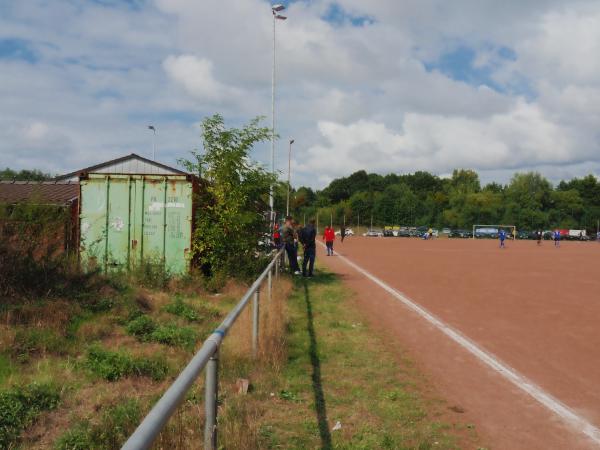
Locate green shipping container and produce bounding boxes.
[79,174,195,274]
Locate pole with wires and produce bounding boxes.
[270,4,287,227]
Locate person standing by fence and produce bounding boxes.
[273,223,282,248]
[323,225,335,256]
[300,219,317,277]
[340,226,347,243]
[283,216,301,275]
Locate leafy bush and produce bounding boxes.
[55,399,141,450]
[149,324,197,350]
[125,315,197,349]
[179,114,276,277]
[125,315,157,340]
[163,297,199,322]
[0,383,60,448]
[130,260,172,290]
[86,345,169,382]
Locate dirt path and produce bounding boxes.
[318,237,600,449]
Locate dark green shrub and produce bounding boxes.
[163,297,199,322]
[85,345,169,382]
[125,315,197,350]
[55,399,141,450]
[125,315,157,340]
[150,324,197,350]
[0,383,60,448]
[130,260,171,290]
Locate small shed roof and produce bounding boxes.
[56,153,186,181]
[0,181,79,205]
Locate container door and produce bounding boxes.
[80,175,131,271]
[104,176,131,270]
[80,178,108,269]
[140,178,167,265]
[164,179,193,274]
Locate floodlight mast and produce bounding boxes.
[270,3,287,228]
[148,125,156,160]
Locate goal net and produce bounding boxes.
[472,224,516,239]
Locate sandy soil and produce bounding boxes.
[319,236,600,449]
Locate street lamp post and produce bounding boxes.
[270,4,287,225]
[148,125,156,160]
[286,138,294,216]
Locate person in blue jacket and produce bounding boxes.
[554,229,561,247]
[499,229,507,248]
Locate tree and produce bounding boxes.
[0,168,53,181]
[179,115,275,276]
[504,172,552,228]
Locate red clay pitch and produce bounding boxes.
[319,236,600,449]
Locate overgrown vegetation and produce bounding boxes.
[55,399,141,450]
[125,314,198,350]
[85,345,169,382]
[0,202,86,299]
[0,383,60,448]
[282,169,600,231]
[179,114,276,278]
[163,295,219,322]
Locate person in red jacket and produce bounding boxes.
[323,225,335,256]
[273,223,282,248]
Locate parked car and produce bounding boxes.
[364,229,383,237]
[383,227,395,237]
[335,228,355,237]
[516,230,532,240]
[398,228,411,237]
[449,229,471,238]
[442,228,451,235]
[474,227,499,239]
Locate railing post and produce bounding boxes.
[252,288,260,358]
[204,350,219,450]
[268,267,273,303]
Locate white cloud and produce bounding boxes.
[1,0,600,188]
[163,55,238,101]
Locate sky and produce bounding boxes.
[1,0,600,188]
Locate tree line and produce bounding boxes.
[276,169,600,232]
[0,168,53,181]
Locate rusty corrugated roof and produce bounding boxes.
[0,181,78,205]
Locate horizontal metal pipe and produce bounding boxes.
[121,249,284,450]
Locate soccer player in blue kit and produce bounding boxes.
[499,229,507,249]
[554,229,561,247]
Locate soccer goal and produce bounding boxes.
[472,224,516,239]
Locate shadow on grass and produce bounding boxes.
[302,280,332,450]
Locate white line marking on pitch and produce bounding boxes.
[326,245,600,445]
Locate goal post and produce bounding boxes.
[472,224,517,240]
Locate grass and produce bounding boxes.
[153,267,476,450]
[54,399,141,450]
[0,256,478,449]
[85,345,169,382]
[125,314,198,350]
[0,382,61,448]
[248,268,478,449]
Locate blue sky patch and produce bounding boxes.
[322,3,374,27]
[90,0,145,10]
[424,44,533,98]
[0,38,39,63]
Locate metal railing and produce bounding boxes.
[122,248,285,450]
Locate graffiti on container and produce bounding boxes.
[110,217,124,231]
[168,212,183,239]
